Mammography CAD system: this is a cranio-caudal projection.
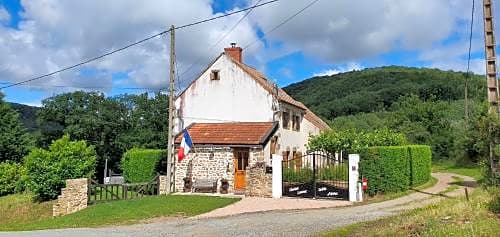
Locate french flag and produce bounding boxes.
[178,129,193,162]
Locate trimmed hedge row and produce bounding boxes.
[121,148,166,183]
[408,145,432,187]
[360,145,432,196]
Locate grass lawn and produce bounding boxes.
[319,188,500,237]
[0,194,239,231]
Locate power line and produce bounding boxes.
[243,0,321,50]
[0,0,278,90]
[464,0,475,122]
[177,0,265,81]
[0,81,166,91]
[466,0,475,74]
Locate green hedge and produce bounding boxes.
[408,145,432,187]
[360,145,432,196]
[121,148,165,183]
[360,146,410,195]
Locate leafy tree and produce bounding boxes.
[24,135,96,201]
[113,93,168,149]
[0,92,33,162]
[37,91,128,177]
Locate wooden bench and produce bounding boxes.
[192,179,217,193]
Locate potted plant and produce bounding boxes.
[183,177,192,192]
[220,178,229,194]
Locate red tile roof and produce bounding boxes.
[175,122,277,145]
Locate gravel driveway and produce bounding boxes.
[0,173,474,237]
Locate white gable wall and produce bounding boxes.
[175,54,324,163]
[175,55,274,131]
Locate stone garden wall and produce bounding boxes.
[53,178,88,217]
[245,162,272,197]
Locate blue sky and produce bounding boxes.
[0,0,490,106]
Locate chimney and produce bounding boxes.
[224,43,243,63]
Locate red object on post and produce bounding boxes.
[362,178,368,190]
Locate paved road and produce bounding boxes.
[1,173,474,237]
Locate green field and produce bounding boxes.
[0,194,239,231]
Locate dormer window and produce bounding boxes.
[282,110,290,129]
[210,69,220,80]
[292,114,301,131]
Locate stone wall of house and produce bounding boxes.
[53,178,88,217]
[175,146,235,193]
[245,162,272,197]
[174,146,265,194]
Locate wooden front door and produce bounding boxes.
[234,148,249,190]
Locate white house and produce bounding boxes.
[174,43,329,195]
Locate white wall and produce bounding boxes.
[174,54,322,158]
[276,104,321,157]
[175,55,274,132]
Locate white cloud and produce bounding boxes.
[0,0,258,90]
[0,0,494,94]
[249,0,472,64]
[313,62,363,77]
[0,6,9,22]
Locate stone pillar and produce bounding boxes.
[272,154,283,198]
[53,178,88,217]
[348,154,360,202]
[245,162,272,197]
[159,175,168,195]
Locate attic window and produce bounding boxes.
[282,110,290,130]
[210,70,220,80]
[292,114,301,131]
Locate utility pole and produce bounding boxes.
[482,0,499,173]
[166,25,176,193]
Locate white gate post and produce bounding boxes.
[348,154,360,202]
[272,154,283,198]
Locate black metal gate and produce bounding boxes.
[282,151,348,200]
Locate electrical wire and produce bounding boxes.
[0,81,166,91]
[177,0,265,81]
[243,0,321,50]
[464,0,475,121]
[0,0,278,90]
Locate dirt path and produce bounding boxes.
[1,173,475,237]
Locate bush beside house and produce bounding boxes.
[0,162,27,196]
[24,135,96,201]
[121,149,166,183]
[360,145,432,196]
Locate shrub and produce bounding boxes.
[0,162,27,196]
[121,148,166,183]
[488,188,500,214]
[318,164,348,181]
[24,135,96,201]
[308,129,407,154]
[282,168,313,183]
[360,146,410,195]
[408,145,432,186]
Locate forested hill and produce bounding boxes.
[8,102,39,132]
[283,66,486,121]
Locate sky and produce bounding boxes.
[0,0,494,106]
